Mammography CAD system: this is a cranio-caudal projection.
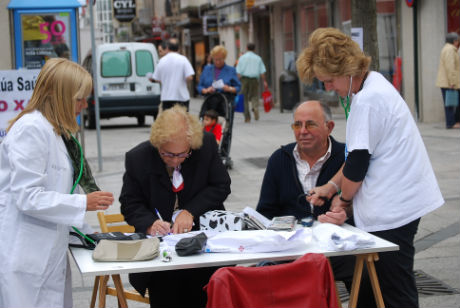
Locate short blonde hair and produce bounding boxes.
[7,58,92,138]
[296,27,371,84]
[210,45,228,59]
[150,105,203,150]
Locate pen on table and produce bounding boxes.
[72,226,96,245]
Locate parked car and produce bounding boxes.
[82,42,160,128]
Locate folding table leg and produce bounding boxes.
[90,276,100,308]
[112,274,128,308]
[348,254,365,308]
[365,253,385,308]
[348,253,385,308]
[98,275,109,308]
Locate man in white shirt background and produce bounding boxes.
[151,38,195,111]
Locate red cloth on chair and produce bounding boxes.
[205,253,339,308]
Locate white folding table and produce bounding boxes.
[70,223,398,308]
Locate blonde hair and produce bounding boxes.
[210,45,228,59]
[296,27,371,84]
[7,58,92,138]
[150,105,203,150]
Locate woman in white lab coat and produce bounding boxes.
[0,58,114,308]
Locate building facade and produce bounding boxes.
[0,0,457,123]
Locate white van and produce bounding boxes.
[84,42,160,128]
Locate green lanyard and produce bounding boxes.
[70,134,84,194]
[339,96,351,120]
[339,96,351,161]
[69,134,96,245]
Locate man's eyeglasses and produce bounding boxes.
[291,120,324,131]
[159,150,192,158]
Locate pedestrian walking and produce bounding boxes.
[436,32,460,129]
[151,38,195,111]
[236,43,268,122]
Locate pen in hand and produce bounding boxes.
[154,208,172,235]
[155,208,164,221]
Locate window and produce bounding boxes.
[283,10,295,51]
[101,50,131,77]
[135,50,154,76]
[300,6,315,48]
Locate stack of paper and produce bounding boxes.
[242,207,297,231]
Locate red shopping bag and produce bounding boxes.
[262,90,273,113]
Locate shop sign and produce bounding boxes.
[113,0,136,23]
[21,13,72,69]
[203,15,218,36]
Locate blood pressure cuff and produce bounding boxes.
[343,149,371,182]
[175,232,208,256]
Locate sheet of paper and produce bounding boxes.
[212,79,224,89]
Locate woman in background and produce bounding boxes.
[197,45,241,98]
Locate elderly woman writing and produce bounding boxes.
[297,28,444,307]
[197,45,241,97]
[120,105,231,307]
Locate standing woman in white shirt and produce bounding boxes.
[297,28,444,308]
[0,58,114,308]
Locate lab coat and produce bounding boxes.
[0,110,87,308]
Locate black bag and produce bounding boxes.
[87,232,146,243]
[175,232,208,256]
[69,231,96,250]
[69,232,147,250]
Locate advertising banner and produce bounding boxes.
[21,13,72,69]
[0,69,40,143]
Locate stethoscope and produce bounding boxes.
[69,133,94,245]
[70,134,84,194]
[338,76,353,159]
[338,75,353,120]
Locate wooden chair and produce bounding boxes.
[90,212,149,308]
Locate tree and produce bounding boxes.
[351,0,379,71]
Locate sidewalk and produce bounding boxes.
[72,97,460,307]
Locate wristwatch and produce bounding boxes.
[339,195,352,204]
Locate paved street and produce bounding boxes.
[72,97,460,307]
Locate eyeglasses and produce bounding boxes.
[291,120,325,131]
[159,150,192,159]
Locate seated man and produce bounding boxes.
[256,100,347,223]
[256,100,354,291]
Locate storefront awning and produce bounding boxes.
[8,0,82,9]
